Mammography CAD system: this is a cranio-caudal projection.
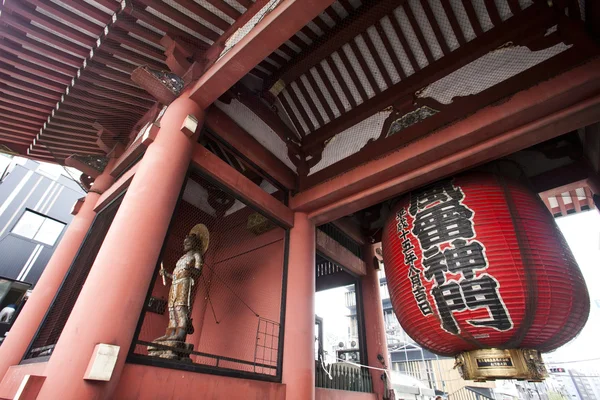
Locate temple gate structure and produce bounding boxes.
[0,0,598,399]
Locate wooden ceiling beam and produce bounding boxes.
[0,85,56,108]
[133,0,219,42]
[267,0,404,90]
[123,4,209,51]
[92,51,137,75]
[0,53,71,85]
[0,28,83,67]
[205,106,297,191]
[287,84,316,131]
[60,97,141,120]
[25,0,105,36]
[0,39,77,76]
[2,1,95,48]
[191,145,294,228]
[484,0,503,27]
[0,124,39,136]
[100,40,167,70]
[190,0,336,108]
[297,78,326,127]
[50,110,96,125]
[0,74,59,101]
[75,81,154,109]
[326,56,357,108]
[106,28,166,61]
[314,62,346,115]
[292,56,600,223]
[113,17,164,47]
[305,70,335,122]
[0,112,44,127]
[420,0,450,56]
[230,84,302,143]
[0,102,47,120]
[440,1,466,46]
[461,0,484,36]
[0,13,88,58]
[170,0,231,31]
[67,89,146,114]
[38,137,101,153]
[0,62,67,92]
[374,20,406,80]
[46,118,97,133]
[0,135,34,146]
[0,93,53,114]
[338,48,368,101]
[362,31,393,88]
[278,93,306,138]
[52,0,112,24]
[79,70,153,99]
[404,3,434,65]
[44,128,97,141]
[302,2,556,154]
[349,39,381,94]
[0,115,43,130]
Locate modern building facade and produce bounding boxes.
[0,1,598,400]
[0,158,84,287]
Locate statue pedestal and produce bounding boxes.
[147,340,194,362]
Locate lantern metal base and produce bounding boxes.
[455,348,548,382]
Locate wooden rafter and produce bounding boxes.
[302,2,555,155]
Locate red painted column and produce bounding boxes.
[361,244,391,400]
[35,94,204,400]
[282,213,316,400]
[0,162,115,381]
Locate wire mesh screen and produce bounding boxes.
[130,169,287,380]
[25,192,124,359]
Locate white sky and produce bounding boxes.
[545,211,600,373]
[315,210,600,372]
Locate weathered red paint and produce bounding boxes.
[291,59,600,225]
[189,0,336,108]
[282,213,316,400]
[35,93,204,400]
[114,364,285,400]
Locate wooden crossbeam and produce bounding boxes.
[302,2,555,154]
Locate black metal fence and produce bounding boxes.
[24,192,124,360]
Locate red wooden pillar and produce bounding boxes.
[35,94,204,400]
[282,213,316,400]
[0,162,115,382]
[361,243,391,399]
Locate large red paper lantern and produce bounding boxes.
[382,172,589,372]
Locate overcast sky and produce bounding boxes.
[544,211,600,372]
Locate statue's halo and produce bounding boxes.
[189,224,210,254]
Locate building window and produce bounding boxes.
[12,210,65,246]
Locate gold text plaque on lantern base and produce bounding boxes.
[456,349,548,382]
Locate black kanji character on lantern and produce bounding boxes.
[431,281,466,334]
[425,240,512,334]
[443,239,488,279]
[412,201,475,250]
[431,275,512,334]
[461,274,512,331]
[409,179,463,216]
